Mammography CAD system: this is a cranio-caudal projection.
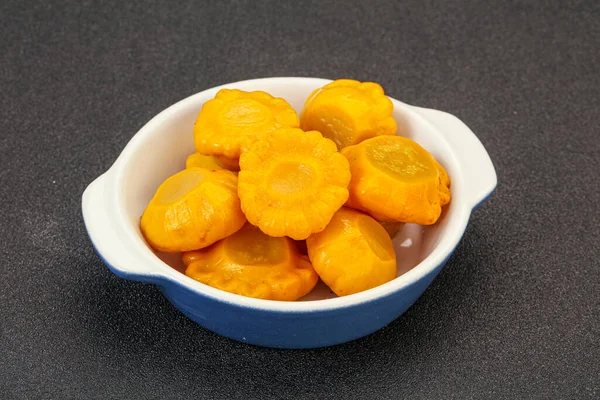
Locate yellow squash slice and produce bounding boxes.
[194,89,299,161]
[306,207,397,296]
[238,128,351,240]
[140,168,246,252]
[300,79,397,149]
[342,135,451,225]
[183,223,318,301]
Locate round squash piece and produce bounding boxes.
[238,128,351,240]
[306,207,397,297]
[140,168,246,252]
[194,89,299,161]
[183,223,319,301]
[300,79,397,149]
[185,153,223,170]
[342,136,451,225]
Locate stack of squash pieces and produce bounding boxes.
[140,79,451,300]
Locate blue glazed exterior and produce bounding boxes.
[91,235,450,348]
[86,192,489,348]
[158,263,445,349]
[88,224,453,348]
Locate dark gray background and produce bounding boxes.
[1,0,599,399]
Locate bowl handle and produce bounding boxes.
[82,173,162,283]
[414,107,497,209]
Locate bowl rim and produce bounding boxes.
[88,76,493,313]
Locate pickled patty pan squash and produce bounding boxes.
[140,168,246,253]
[194,89,299,160]
[342,135,451,225]
[183,223,318,301]
[300,79,397,149]
[306,208,397,297]
[238,128,351,240]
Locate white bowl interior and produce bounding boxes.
[115,79,460,301]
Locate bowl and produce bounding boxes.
[81,77,497,349]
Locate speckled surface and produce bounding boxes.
[1,1,599,399]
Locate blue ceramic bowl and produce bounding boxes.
[82,77,496,348]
